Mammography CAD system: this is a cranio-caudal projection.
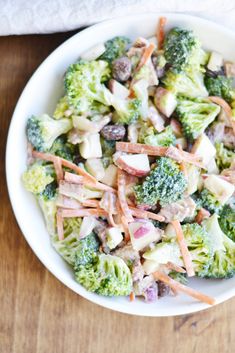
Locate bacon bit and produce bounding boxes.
[56,209,64,240]
[153,271,215,305]
[171,220,195,277]
[53,156,64,183]
[208,96,235,134]
[195,208,211,224]
[136,42,156,72]
[82,199,100,208]
[129,291,135,302]
[165,262,186,274]
[156,17,167,50]
[60,208,108,218]
[117,169,134,223]
[116,142,203,168]
[129,206,165,222]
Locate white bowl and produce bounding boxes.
[6,13,235,317]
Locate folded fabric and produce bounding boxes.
[1,0,235,35]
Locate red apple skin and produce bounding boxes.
[115,156,150,177]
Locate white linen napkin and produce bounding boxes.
[1,0,235,35]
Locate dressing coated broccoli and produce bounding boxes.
[134,157,187,206]
[219,204,235,242]
[193,188,222,214]
[202,214,235,278]
[49,135,76,161]
[53,96,71,119]
[26,114,72,152]
[22,162,54,194]
[205,75,233,103]
[176,98,220,140]
[138,124,176,147]
[75,254,132,296]
[215,143,235,170]
[99,36,130,64]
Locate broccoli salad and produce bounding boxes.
[22,17,235,305]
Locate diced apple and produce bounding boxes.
[207,158,219,175]
[72,115,95,132]
[85,158,105,181]
[148,105,165,132]
[79,133,102,159]
[101,164,118,187]
[225,61,235,77]
[115,154,150,177]
[81,43,106,60]
[170,118,183,137]
[154,87,177,118]
[143,259,160,275]
[191,134,216,168]
[106,227,123,250]
[79,216,97,238]
[204,175,234,204]
[108,79,129,99]
[185,164,201,195]
[128,123,139,143]
[128,220,161,251]
[207,51,223,72]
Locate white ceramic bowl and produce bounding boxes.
[6,13,235,316]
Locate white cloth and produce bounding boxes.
[1,0,235,35]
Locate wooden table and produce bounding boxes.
[0,32,234,353]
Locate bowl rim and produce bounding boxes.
[6,12,235,317]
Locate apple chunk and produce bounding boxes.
[115,154,150,176]
[128,220,162,251]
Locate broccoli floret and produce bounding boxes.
[53,96,71,119]
[112,97,142,125]
[26,114,72,152]
[134,157,187,206]
[202,214,235,278]
[169,271,188,285]
[22,162,54,194]
[164,27,201,73]
[40,181,57,201]
[215,142,235,170]
[176,98,220,140]
[144,223,213,277]
[205,75,233,103]
[74,232,100,266]
[75,254,132,296]
[162,69,208,98]
[219,204,235,242]
[99,36,130,64]
[194,188,223,214]
[38,194,57,236]
[138,124,176,147]
[63,217,82,238]
[49,135,76,161]
[65,60,111,114]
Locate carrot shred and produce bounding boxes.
[136,42,156,71]
[129,206,165,222]
[171,220,195,277]
[156,16,167,50]
[129,291,135,302]
[65,171,116,193]
[117,169,134,223]
[177,144,188,179]
[82,199,100,208]
[116,142,203,168]
[60,208,108,218]
[121,215,131,242]
[195,208,211,224]
[53,156,64,183]
[153,271,215,305]
[208,96,235,134]
[56,209,64,240]
[64,172,84,184]
[165,262,186,274]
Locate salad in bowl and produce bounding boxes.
[21,17,235,306]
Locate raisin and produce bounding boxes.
[158,281,170,297]
[101,125,126,141]
[112,57,131,82]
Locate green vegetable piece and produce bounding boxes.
[138,125,176,147]
[219,204,235,242]
[99,36,130,64]
[49,135,76,162]
[22,162,54,194]
[205,75,233,103]
[215,142,235,170]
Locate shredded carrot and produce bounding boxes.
[117,169,134,223]
[60,208,108,218]
[177,144,188,179]
[195,208,211,224]
[56,209,64,240]
[208,96,235,134]
[171,220,195,277]
[165,262,186,274]
[136,42,156,71]
[65,171,116,193]
[64,172,84,184]
[153,271,215,305]
[82,199,100,208]
[129,291,135,302]
[121,215,131,242]
[53,157,64,183]
[129,206,165,222]
[156,16,167,50]
[116,142,203,168]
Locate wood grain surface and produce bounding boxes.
[0,32,234,353]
